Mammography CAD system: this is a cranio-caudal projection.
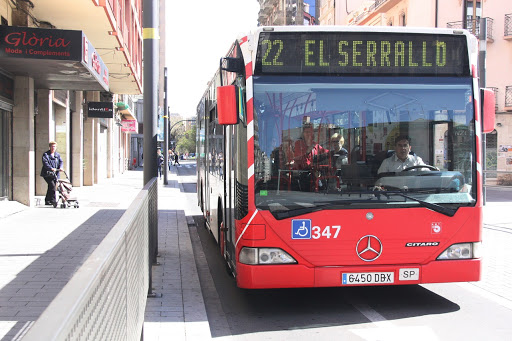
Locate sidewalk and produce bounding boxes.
[142,164,209,341]
[0,164,208,341]
[477,187,512,302]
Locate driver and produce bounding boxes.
[378,135,427,174]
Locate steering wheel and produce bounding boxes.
[402,165,440,172]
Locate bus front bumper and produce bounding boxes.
[236,259,481,289]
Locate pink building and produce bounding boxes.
[321,0,512,184]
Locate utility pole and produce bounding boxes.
[478,1,488,205]
[143,0,159,298]
[163,67,169,185]
[143,0,159,186]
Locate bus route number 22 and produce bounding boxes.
[261,39,284,66]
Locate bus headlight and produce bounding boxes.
[437,242,481,260]
[239,247,297,265]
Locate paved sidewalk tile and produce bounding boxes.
[477,189,512,302]
[0,165,209,341]
[0,170,162,340]
[143,166,210,341]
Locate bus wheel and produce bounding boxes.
[200,184,204,213]
[220,221,225,256]
[218,204,224,256]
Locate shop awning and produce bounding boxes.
[0,26,109,91]
[116,102,136,121]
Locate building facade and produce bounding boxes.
[319,0,512,184]
[257,0,305,26]
[0,0,143,205]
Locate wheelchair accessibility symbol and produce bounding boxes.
[292,219,312,239]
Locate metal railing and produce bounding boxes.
[446,17,494,40]
[505,14,512,36]
[21,178,158,341]
[505,86,512,108]
[369,0,388,12]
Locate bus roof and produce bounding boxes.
[252,25,473,37]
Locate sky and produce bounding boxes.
[165,0,260,118]
[305,0,315,17]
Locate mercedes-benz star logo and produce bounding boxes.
[356,235,383,262]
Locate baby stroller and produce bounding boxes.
[53,171,79,208]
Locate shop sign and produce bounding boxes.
[81,33,109,90]
[0,26,109,91]
[121,120,138,133]
[88,102,114,118]
[0,26,81,60]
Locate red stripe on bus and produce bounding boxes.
[248,136,255,209]
[475,133,481,163]
[246,95,255,208]
[246,96,254,122]
[245,62,253,78]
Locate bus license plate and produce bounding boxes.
[342,272,394,285]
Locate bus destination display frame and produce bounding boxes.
[254,31,470,77]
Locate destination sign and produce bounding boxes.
[254,32,469,76]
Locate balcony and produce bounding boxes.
[505,86,512,111]
[505,14,512,39]
[446,17,494,42]
[368,0,388,12]
[348,0,403,26]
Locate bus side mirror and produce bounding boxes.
[481,88,495,133]
[217,85,238,125]
[220,57,243,73]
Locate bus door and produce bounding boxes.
[204,108,215,230]
[224,124,236,264]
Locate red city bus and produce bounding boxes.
[196,26,495,289]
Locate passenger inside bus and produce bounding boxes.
[377,135,429,174]
[292,122,329,170]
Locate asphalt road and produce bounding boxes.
[176,161,512,341]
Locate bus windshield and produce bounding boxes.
[253,75,476,217]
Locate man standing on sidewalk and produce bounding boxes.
[40,141,64,205]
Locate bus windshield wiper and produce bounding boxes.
[273,198,382,220]
[271,191,457,219]
[387,191,457,217]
